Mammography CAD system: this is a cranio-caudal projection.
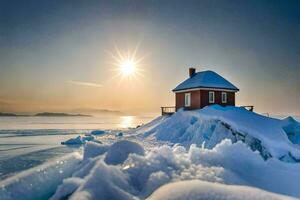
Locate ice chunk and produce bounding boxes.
[104,140,145,165]
[90,130,106,135]
[83,135,95,142]
[61,135,95,145]
[116,132,123,137]
[61,136,84,145]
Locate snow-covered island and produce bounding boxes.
[1,105,300,200]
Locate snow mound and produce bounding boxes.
[281,117,300,146]
[134,115,168,135]
[148,180,294,200]
[142,106,300,161]
[104,140,145,165]
[83,141,110,160]
[0,153,81,200]
[70,161,135,200]
[61,135,95,145]
[51,140,300,199]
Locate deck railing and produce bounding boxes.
[240,105,254,112]
[161,106,176,115]
[161,105,254,115]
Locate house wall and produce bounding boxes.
[175,90,235,111]
[200,90,235,108]
[175,93,184,111]
[175,90,201,111]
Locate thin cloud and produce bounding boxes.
[67,80,103,88]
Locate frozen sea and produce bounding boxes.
[0,114,157,179]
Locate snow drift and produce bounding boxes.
[50,140,300,200]
[281,116,300,146]
[141,105,300,161]
[148,180,295,200]
[104,140,145,165]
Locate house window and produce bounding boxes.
[221,92,227,103]
[185,93,191,107]
[209,91,215,103]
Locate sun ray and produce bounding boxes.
[108,45,146,83]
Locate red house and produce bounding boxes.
[173,68,239,111]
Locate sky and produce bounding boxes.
[0,0,299,115]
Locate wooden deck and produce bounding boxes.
[161,105,254,116]
[161,106,176,115]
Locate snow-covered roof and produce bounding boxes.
[173,70,239,92]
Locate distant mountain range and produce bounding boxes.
[35,112,91,117]
[0,112,19,116]
[71,108,122,115]
[0,108,122,117]
[0,112,92,117]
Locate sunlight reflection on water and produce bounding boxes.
[120,116,134,129]
[0,114,157,130]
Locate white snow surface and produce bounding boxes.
[3,105,300,200]
[50,139,300,200]
[148,180,295,200]
[281,116,300,146]
[104,140,145,165]
[83,141,110,160]
[142,105,300,160]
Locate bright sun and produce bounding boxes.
[109,45,145,80]
[120,59,136,76]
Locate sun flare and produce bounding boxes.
[120,59,136,76]
[109,45,145,81]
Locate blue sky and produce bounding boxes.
[0,0,299,114]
